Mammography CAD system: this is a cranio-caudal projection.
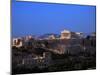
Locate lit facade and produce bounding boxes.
[12,38,23,48]
[48,35,56,40]
[60,29,71,39]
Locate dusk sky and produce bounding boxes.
[12,0,96,37]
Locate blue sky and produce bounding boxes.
[12,1,96,37]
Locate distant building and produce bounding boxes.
[12,35,34,48]
[60,29,83,39]
[25,35,33,41]
[12,37,24,48]
[60,29,71,39]
[75,32,83,39]
[48,35,56,40]
[24,35,36,48]
[90,32,96,39]
[91,32,96,36]
[23,52,52,69]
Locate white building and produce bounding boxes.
[60,29,83,39]
[60,29,71,39]
[48,35,56,40]
[12,37,23,48]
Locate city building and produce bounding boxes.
[60,29,71,39]
[75,32,83,39]
[12,37,24,48]
[60,29,83,39]
[24,35,33,41]
[48,35,56,40]
[22,52,52,69]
